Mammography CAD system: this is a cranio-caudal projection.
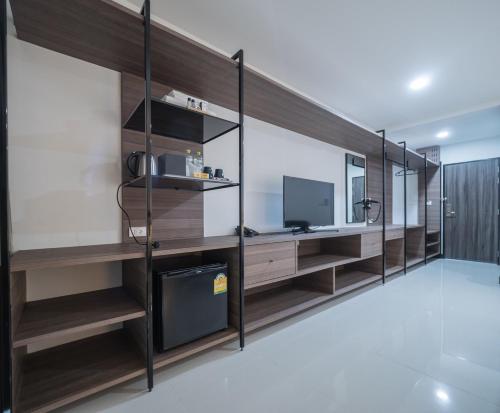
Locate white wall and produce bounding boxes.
[392,165,418,225]
[204,115,366,235]
[7,20,122,318]
[440,135,500,165]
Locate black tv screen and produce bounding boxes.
[283,176,335,229]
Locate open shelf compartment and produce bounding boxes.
[123,98,239,144]
[17,330,146,413]
[296,235,361,275]
[128,174,239,191]
[13,287,145,348]
[335,256,382,296]
[245,268,335,332]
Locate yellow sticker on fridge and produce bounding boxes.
[213,273,227,295]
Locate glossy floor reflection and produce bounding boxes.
[67,259,500,412]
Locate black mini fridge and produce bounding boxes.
[154,263,228,352]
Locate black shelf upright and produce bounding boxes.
[141,0,154,392]
[1,0,11,411]
[376,129,387,284]
[398,141,408,274]
[232,49,245,350]
[424,153,428,265]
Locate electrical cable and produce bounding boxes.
[117,181,147,246]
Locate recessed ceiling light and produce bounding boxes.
[409,75,431,91]
[436,130,449,139]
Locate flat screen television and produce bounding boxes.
[283,176,335,233]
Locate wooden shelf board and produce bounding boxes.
[10,236,239,271]
[426,241,440,247]
[17,330,145,413]
[386,265,404,276]
[427,252,440,259]
[297,254,359,275]
[10,243,144,272]
[13,288,145,348]
[407,257,425,267]
[427,229,441,235]
[154,327,238,370]
[335,270,382,296]
[245,286,333,332]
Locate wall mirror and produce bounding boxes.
[346,153,366,223]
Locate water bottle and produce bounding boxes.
[195,151,204,175]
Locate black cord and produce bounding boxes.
[117,181,147,246]
[367,201,382,223]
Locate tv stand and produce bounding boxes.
[292,226,316,235]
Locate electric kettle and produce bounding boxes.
[127,151,158,177]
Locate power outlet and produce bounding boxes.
[129,226,147,238]
[426,200,433,206]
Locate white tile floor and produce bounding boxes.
[67,259,500,412]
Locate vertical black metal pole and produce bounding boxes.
[142,0,154,391]
[440,161,443,258]
[424,154,428,265]
[0,0,12,411]
[399,141,407,274]
[231,50,245,350]
[377,130,386,284]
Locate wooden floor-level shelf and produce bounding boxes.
[426,241,440,247]
[13,288,145,348]
[153,327,239,370]
[335,270,382,296]
[386,264,404,276]
[427,252,440,259]
[245,286,333,332]
[407,256,425,267]
[17,330,146,413]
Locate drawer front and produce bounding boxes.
[361,232,382,258]
[386,229,404,240]
[245,242,296,287]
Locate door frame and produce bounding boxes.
[443,157,500,264]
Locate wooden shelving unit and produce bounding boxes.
[1,1,443,411]
[17,331,145,413]
[13,288,145,348]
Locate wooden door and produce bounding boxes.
[444,158,499,263]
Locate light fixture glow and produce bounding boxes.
[409,75,431,91]
[436,130,449,139]
[436,389,450,402]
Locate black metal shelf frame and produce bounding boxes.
[139,1,245,390]
[1,1,11,411]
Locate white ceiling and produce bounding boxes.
[388,105,500,149]
[122,0,500,135]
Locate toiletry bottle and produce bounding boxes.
[185,149,194,176]
[195,151,204,174]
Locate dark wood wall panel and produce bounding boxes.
[121,73,203,242]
